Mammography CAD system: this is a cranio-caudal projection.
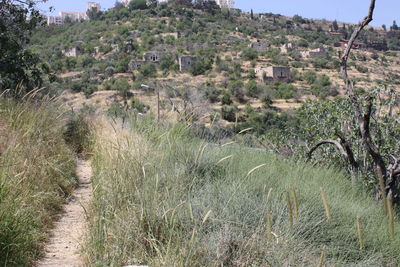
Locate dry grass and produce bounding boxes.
[0,99,77,266]
[84,115,400,266]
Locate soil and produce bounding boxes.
[36,158,92,267]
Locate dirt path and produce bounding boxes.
[37,158,92,267]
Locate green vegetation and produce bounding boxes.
[0,99,77,266]
[84,117,400,266]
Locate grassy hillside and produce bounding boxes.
[0,99,77,266]
[31,3,400,127]
[84,116,400,266]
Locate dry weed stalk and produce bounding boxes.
[285,191,293,227]
[291,186,299,220]
[320,188,331,221]
[356,216,365,250]
[266,210,273,241]
[317,246,326,267]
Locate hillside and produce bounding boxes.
[3,1,400,266]
[31,3,400,128]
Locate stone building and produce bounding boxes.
[216,0,235,9]
[179,56,198,72]
[250,40,268,52]
[47,16,63,25]
[62,46,83,57]
[128,60,146,70]
[301,47,328,58]
[159,32,179,39]
[280,43,296,54]
[255,66,291,82]
[60,11,88,22]
[143,51,163,62]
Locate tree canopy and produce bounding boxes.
[0,0,48,96]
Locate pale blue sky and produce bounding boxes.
[38,0,399,27]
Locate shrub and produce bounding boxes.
[190,58,213,76]
[228,80,245,101]
[311,56,329,69]
[131,97,149,113]
[355,64,369,73]
[273,83,297,99]
[242,48,258,61]
[221,104,238,122]
[245,80,260,97]
[160,55,176,71]
[139,64,157,78]
[203,84,220,103]
[129,0,148,10]
[221,90,233,105]
[303,71,317,84]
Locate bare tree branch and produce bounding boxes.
[308,139,350,161]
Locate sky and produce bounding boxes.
[38,0,399,27]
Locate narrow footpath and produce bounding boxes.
[37,158,92,267]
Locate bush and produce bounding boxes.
[139,64,157,78]
[221,104,238,121]
[160,55,176,71]
[129,0,148,10]
[203,84,220,103]
[355,64,369,73]
[242,48,258,61]
[221,90,233,105]
[311,56,329,69]
[273,83,297,99]
[131,97,149,113]
[190,58,213,76]
[228,80,245,102]
[303,71,317,84]
[245,80,260,97]
[63,113,92,154]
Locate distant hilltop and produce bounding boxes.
[46,1,101,25]
[46,0,235,25]
[123,0,235,9]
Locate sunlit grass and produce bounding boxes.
[0,99,76,266]
[85,116,400,266]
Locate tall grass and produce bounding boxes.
[85,116,400,266]
[0,99,77,266]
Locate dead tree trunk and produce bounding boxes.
[308,0,400,202]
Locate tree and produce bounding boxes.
[0,0,48,96]
[250,9,254,20]
[332,20,339,31]
[391,20,398,31]
[308,0,400,203]
[129,0,148,10]
[193,0,220,12]
[170,0,193,8]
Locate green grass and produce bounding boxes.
[0,99,77,266]
[85,116,400,266]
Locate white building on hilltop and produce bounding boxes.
[47,2,101,25]
[216,0,235,9]
[60,11,89,22]
[123,0,168,6]
[87,2,101,12]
